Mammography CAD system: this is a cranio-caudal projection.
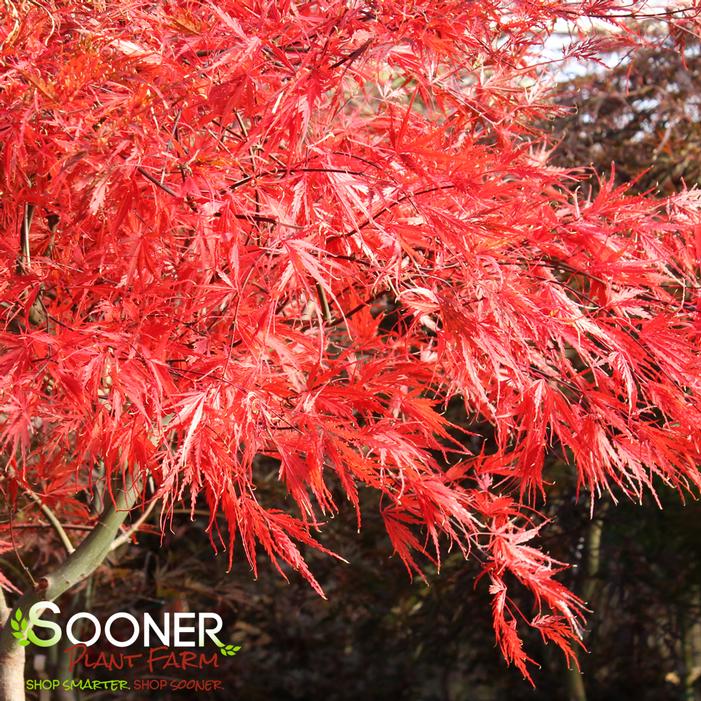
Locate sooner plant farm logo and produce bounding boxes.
[5,602,240,694]
[7,602,239,656]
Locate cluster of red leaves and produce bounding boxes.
[2,0,701,680]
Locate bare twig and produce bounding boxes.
[136,166,178,197]
[17,203,34,274]
[108,497,159,552]
[315,282,333,323]
[0,523,93,532]
[24,491,75,554]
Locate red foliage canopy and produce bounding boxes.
[2,0,701,679]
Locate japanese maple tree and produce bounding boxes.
[1,0,701,697]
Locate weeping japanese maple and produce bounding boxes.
[1,0,701,689]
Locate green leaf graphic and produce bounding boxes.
[218,643,241,657]
[9,609,30,647]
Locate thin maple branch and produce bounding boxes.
[328,184,457,242]
[330,38,372,69]
[16,203,33,274]
[6,503,36,589]
[0,0,20,55]
[327,290,387,327]
[315,282,333,323]
[108,496,159,552]
[171,508,222,517]
[234,109,249,138]
[583,6,700,20]
[136,166,178,197]
[24,490,75,555]
[137,164,300,227]
[210,117,246,142]
[0,523,94,532]
[232,212,280,225]
[228,166,364,191]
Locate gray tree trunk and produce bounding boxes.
[0,646,25,701]
[0,476,140,701]
[565,504,608,701]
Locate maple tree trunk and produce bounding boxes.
[565,506,608,701]
[0,592,24,701]
[0,477,139,701]
[565,663,587,701]
[681,585,701,701]
[0,647,25,701]
[55,649,77,701]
